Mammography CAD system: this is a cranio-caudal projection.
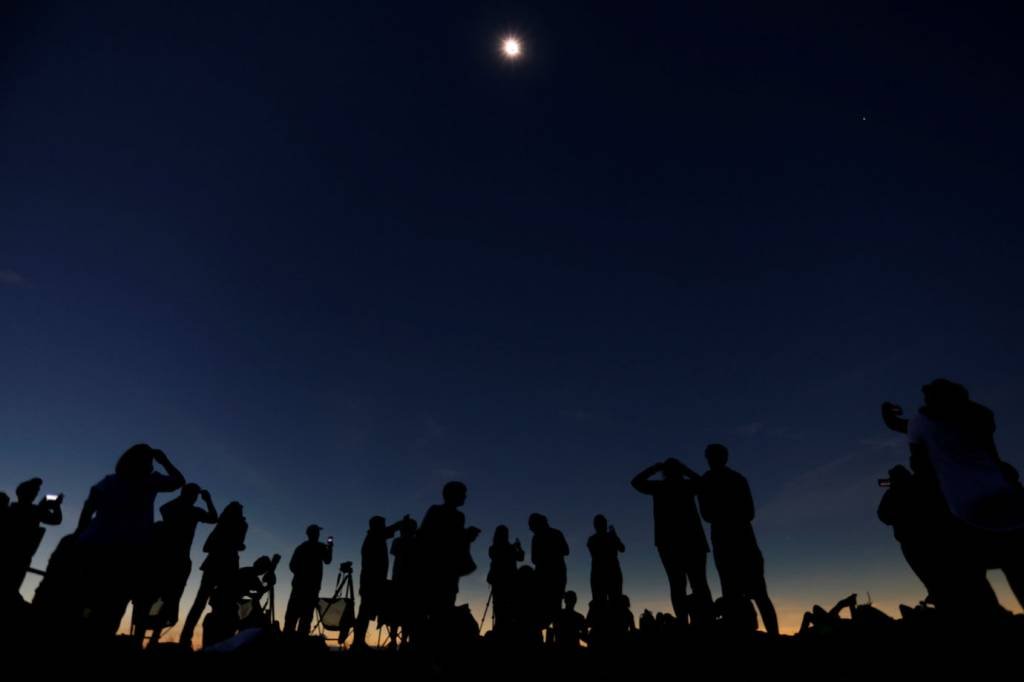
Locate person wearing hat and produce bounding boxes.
[283,523,333,634]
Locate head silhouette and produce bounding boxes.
[593,514,608,533]
[705,443,729,470]
[493,525,510,544]
[15,478,42,504]
[253,555,273,574]
[565,590,578,610]
[116,444,155,479]
[306,524,322,541]
[528,513,548,532]
[662,457,684,479]
[921,378,969,416]
[181,483,201,504]
[369,515,386,532]
[442,481,467,507]
[400,517,417,536]
[222,501,244,520]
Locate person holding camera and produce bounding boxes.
[283,523,333,635]
[631,457,712,626]
[1,478,62,602]
[203,553,279,648]
[487,524,524,634]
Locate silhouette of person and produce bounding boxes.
[417,482,481,622]
[1,478,62,602]
[798,593,893,636]
[613,594,636,637]
[487,525,524,634]
[713,595,757,636]
[511,564,543,646]
[587,593,636,649]
[31,532,81,618]
[179,500,247,646]
[903,380,1024,531]
[389,516,418,644]
[631,457,712,625]
[283,524,333,635]
[698,443,779,636]
[586,514,624,604]
[798,593,858,636]
[202,554,278,648]
[352,515,404,647]
[137,484,218,645]
[75,444,184,634]
[883,380,1024,612]
[638,608,656,637]
[877,460,1001,616]
[551,590,587,649]
[877,464,946,601]
[528,513,569,629]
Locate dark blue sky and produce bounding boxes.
[3,1,1023,634]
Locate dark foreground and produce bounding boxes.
[2,608,1022,680]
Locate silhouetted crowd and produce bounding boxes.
[1,378,1022,654]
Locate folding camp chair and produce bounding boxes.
[313,563,355,647]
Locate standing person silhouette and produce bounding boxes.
[587,514,624,604]
[179,500,247,646]
[487,525,524,634]
[389,516,418,643]
[283,524,333,635]
[1,478,62,602]
[352,515,403,647]
[417,482,481,626]
[528,513,569,631]
[75,444,184,634]
[631,457,712,626]
[698,444,779,636]
[136,483,218,645]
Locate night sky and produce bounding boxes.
[3,2,1023,637]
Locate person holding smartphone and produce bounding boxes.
[1,478,62,601]
[283,523,333,635]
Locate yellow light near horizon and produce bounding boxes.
[502,37,522,59]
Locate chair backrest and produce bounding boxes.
[316,597,354,632]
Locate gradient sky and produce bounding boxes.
[3,2,1023,638]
